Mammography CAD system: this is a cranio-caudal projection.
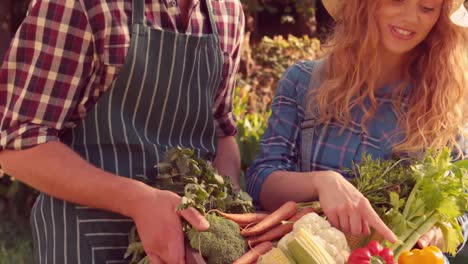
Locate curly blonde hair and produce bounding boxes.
[308,0,468,156]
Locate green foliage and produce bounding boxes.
[234,83,270,171]
[146,147,254,215]
[0,240,33,264]
[126,147,253,263]
[0,174,37,263]
[0,216,34,264]
[349,150,468,258]
[240,0,316,25]
[391,149,468,256]
[294,0,316,19]
[0,176,37,219]
[124,227,147,264]
[187,214,247,264]
[351,149,468,257]
[235,35,322,170]
[252,35,321,91]
[348,156,415,218]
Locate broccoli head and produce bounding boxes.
[187,214,247,264]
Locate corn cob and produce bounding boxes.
[287,228,335,264]
[258,247,296,264]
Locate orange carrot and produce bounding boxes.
[232,241,273,264]
[247,207,316,246]
[239,221,259,229]
[241,201,298,237]
[214,210,269,225]
[292,206,316,219]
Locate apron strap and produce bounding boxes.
[133,0,146,25]
[203,0,220,42]
[301,120,316,172]
[300,60,325,172]
[132,0,219,41]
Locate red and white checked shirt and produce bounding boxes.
[0,0,244,150]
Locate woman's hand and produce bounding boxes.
[417,226,445,249]
[315,170,398,243]
[130,189,210,264]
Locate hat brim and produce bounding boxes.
[322,0,339,19]
[323,0,468,28]
[450,3,468,27]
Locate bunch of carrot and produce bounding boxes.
[213,201,316,264]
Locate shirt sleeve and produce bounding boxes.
[0,0,95,151]
[245,63,306,205]
[457,214,468,253]
[212,2,245,137]
[456,126,468,253]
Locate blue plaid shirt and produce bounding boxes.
[245,60,468,256]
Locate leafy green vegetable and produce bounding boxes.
[141,147,254,215]
[349,149,468,258]
[385,148,468,258]
[126,147,254,263]
[348,155,415,218]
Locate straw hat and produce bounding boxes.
[322,0,468,27]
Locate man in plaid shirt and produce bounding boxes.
[0,0,244,263]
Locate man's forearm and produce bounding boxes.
[0,141,152,218]
[213,136,240,187]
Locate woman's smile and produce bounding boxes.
[389,25,416,40]
[377,0,442,55]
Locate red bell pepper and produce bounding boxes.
[348,241,395,264]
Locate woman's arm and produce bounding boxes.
[259,170,321,211]
[246,62,308,206]
[246,61,397,242]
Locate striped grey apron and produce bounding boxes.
[30,0,223,262]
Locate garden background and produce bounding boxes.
[0,0,467,263]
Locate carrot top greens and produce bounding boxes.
[125,147,254,264]
[149,147,254,215]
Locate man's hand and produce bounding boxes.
[418,226,445,249]
[131,189,209,264]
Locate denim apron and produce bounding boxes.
[30,0,223,262]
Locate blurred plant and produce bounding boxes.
[234,82,270,172]
[0,175,37,219]
[252,35,321,92]
[241,0,316,25]
[0,175,34,264]
[0,214,33,264]
[235,34,322,174]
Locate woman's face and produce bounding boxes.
[377,0,443,55]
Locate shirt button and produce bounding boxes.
[169,0,177,7]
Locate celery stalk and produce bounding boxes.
[393,212,440,259]
[401,181,422,219]
[389,214,427,251]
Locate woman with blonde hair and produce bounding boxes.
[246,0,468,259]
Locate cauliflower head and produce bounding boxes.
[293,212,331,235]
[291,212,350,264]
